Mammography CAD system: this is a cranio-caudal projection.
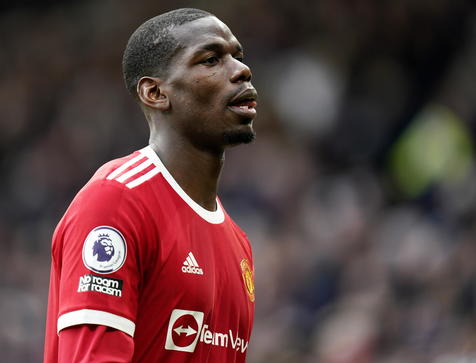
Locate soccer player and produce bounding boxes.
[44,8,257,362]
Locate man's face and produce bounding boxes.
[163,16,258,152]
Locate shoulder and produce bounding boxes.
[64,147,164,221]
[80,146,164,198]
[92,148,159,189]
[53,151,152,254]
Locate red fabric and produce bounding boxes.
[44,146,255,362]
[58,325,134,363]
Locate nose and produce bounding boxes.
[230,58,252,83]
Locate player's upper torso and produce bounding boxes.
[44,145,255,362]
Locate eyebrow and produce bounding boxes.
[195,42,243,55]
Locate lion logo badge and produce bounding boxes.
[93,234,115,262]
[82,226,126,274]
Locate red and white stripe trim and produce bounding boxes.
[58,309,135,337]
[106,154,159,189]
[106,146,225,224]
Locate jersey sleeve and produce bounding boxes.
[53,179,147,337]
[58,324,134,362]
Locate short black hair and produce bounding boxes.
[122,8,213,97]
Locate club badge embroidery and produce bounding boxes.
[240,258,255,302]
[82,226,127,274]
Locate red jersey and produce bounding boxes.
[44,145,255,362]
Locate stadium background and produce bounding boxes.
[1,0,476,362]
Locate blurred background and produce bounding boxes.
[2,0,476,362]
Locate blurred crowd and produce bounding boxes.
[2,0,476,362]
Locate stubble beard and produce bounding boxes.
[223,129,256,146]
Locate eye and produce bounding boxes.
[235,56,244,62]
[201,56,219,66]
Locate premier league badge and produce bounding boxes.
[82,226,127,274]
[93,234,115,262]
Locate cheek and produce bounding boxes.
[189,73,223,103]
[194,70,218,82]
[170,71,226,114]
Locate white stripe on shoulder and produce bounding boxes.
[106,154,145,180]
[57,309,135,337]
[116,159,153,183]
[125,166,160,189]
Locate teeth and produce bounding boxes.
[229,104,255,112]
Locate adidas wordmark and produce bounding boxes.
[182,252,204,275]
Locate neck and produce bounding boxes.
[149,134,224,211]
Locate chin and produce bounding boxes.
[223,129,256,146]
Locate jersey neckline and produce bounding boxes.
[140,145,225,225]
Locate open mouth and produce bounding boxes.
[227,89,258,117]
[229,98,257,110]
[227,102,257,118]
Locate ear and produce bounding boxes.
[137,76,170,111]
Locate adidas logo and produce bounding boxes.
[182,252,204,275]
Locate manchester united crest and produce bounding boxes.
[240,259,255,302]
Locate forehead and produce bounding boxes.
[172,16,241,54]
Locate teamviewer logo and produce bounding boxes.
[165,309,204,352]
